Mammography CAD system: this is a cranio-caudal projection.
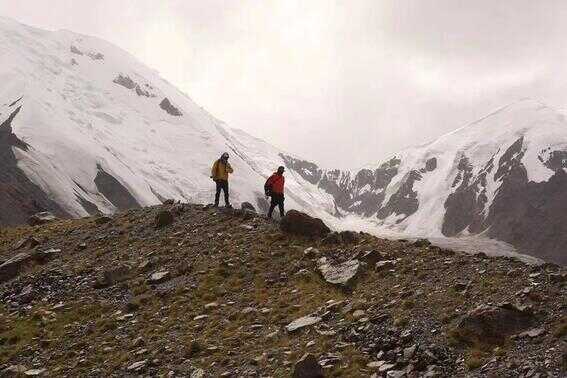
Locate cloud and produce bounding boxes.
[1,0,567,168]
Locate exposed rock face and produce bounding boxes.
[0,106,69,226]
[454,303,535,345]
[113,74,155,97]
[87,52,104,60]
[442,137,567,265]
[113,74,136,89]
[70,45,83,55]
[94,165,140,211]
[159,98,182,116]
[442,155,489,236]
[281,154,401,217]
[280,210,330,238]
[484,143,567,265]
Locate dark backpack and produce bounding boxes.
[264,178,273,197]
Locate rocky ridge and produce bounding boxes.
[0,203,565,377]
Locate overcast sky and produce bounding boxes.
[2,1,567,168]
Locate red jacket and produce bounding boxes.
[266,173,285,194]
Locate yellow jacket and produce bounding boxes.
[211,159,233,181]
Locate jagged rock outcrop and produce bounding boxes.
[159,98,182,116]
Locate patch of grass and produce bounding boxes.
[553,316,567,338]
[0,316,40,363]
[464,349,486,370]
[402,299,415,309]
[393,316,409,327]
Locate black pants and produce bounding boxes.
[268,193,285,218]
[215,180,230,206]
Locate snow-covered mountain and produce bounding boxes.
[2,17,566,264]
[0,17,336,226]
[283,99,567,264]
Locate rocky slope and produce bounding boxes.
[0,203,565,377]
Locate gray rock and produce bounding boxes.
[241,202,256,212]
[292,353,324,378]
[375,260,395,271]
[24,369,47,376]
[387,370,406,378]
[127,360,147,371]
[0,252,33,283]
[286,315,322,333]
[518,327,546,338]
[13,236,40,250]
[148,271,171,284]
[403,344,417,360]
[317,257,361,287]
[28,212,57,226]
[304,247,320,258]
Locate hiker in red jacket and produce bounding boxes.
[265,166,286,219]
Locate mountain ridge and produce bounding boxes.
[1,17,566,264]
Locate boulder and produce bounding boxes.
[280,210,330,238]
[28,212,57,226]
[317,257,361,288]
[0,253,33,283]
[292,353,324,378]
[163,199,175,205]
[241,202,256,212]
[454,303,535,345]
[154,210,174,228]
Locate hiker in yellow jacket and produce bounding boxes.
[211,152,234,207]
